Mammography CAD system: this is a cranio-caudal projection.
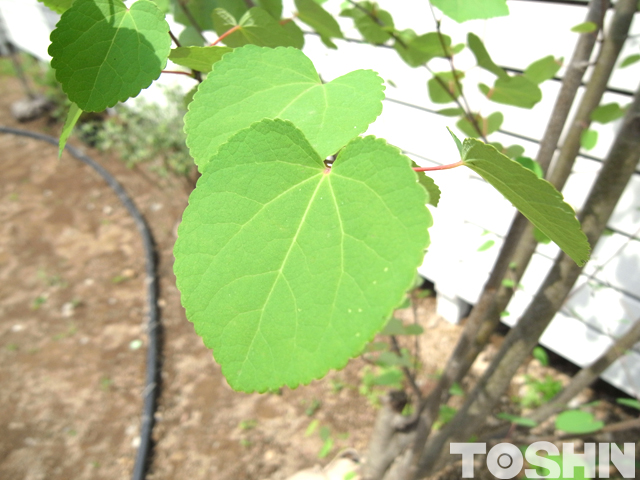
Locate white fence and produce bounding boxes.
[1,0,639,395]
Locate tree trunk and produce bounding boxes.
[414,77,640,478]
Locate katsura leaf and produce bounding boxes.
[185,45,384,170]
[479,76,542,109]
[255,0,283,19]
[460,139,590,266]
[430,0,509,23]
[169,46,233,72]
[173,0,218,31]
[524,55,563,84]
[620,53,640,68]
[428,70,464,104]
[58,102,82,157]
[173,119,432,392]
[467,33,507,78]
[555,410,603,434]
[341,3,394,44]
[571,21,598,33]
[394,31,451,68]
[212,7,303,48]
[179,25,206,47]
[218,0,249,19]
[295,0,343,40]
[49,0,171,112]
[591,103,627,124]
[437,107,464,117]
[37,0,74,14]
[581,129,598,150]
[417,172,441,207]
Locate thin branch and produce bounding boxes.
[169,29,182,48]
[390,336,423,403]
[177,0,208,43]
[161,70,196,77]
[428,2,487,142]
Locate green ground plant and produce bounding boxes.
[27,0,640,478]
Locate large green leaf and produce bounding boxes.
[185,45,385,170]
[169,46,233,72]
[524,55,563,84]
[430,0,509,23]
[295,0,343,41]
[394,31,451,68]
[479,76,542,109]
[341,2,394,44]
[461,139,590,266]
[37,0,74,14]
[174,119,432,392]
[212,7,303,48]
[49,0,171,112]
[467,33,507,78]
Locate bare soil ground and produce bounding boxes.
[1,73,638,480]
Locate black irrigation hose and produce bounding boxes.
[0,125,160,480]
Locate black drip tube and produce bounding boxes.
[0,125,160,480]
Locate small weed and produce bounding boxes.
[239,419,257,430]
[433,405,457,431]
[518,374,563,409]
[318,426,333,459]
[239,438,252,447]
[80,86,195,179]
[329,378,345,394]
[91,461,101,469]
[5,343,19,351]
[111,275,129,284]
[53,324,77,341]
[305,398,322,416]
[8,193,19,201]
[31,295,47,310]
[99,377,113,391]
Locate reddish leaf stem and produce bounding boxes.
[161,70,195,77]
[210,25,241,46]
[413,160,463,172]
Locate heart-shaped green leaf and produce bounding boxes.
[524,55,563,85]
[295,0,343,41]
[460,139,590,266]
[212,7,303,48]
[479,76,542,109]
[49,0,171,112]
[341,2,394,44]
[174,119,432,392]
[467,33,507,78]
[185,45,385,170]
[394,31,451,68]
